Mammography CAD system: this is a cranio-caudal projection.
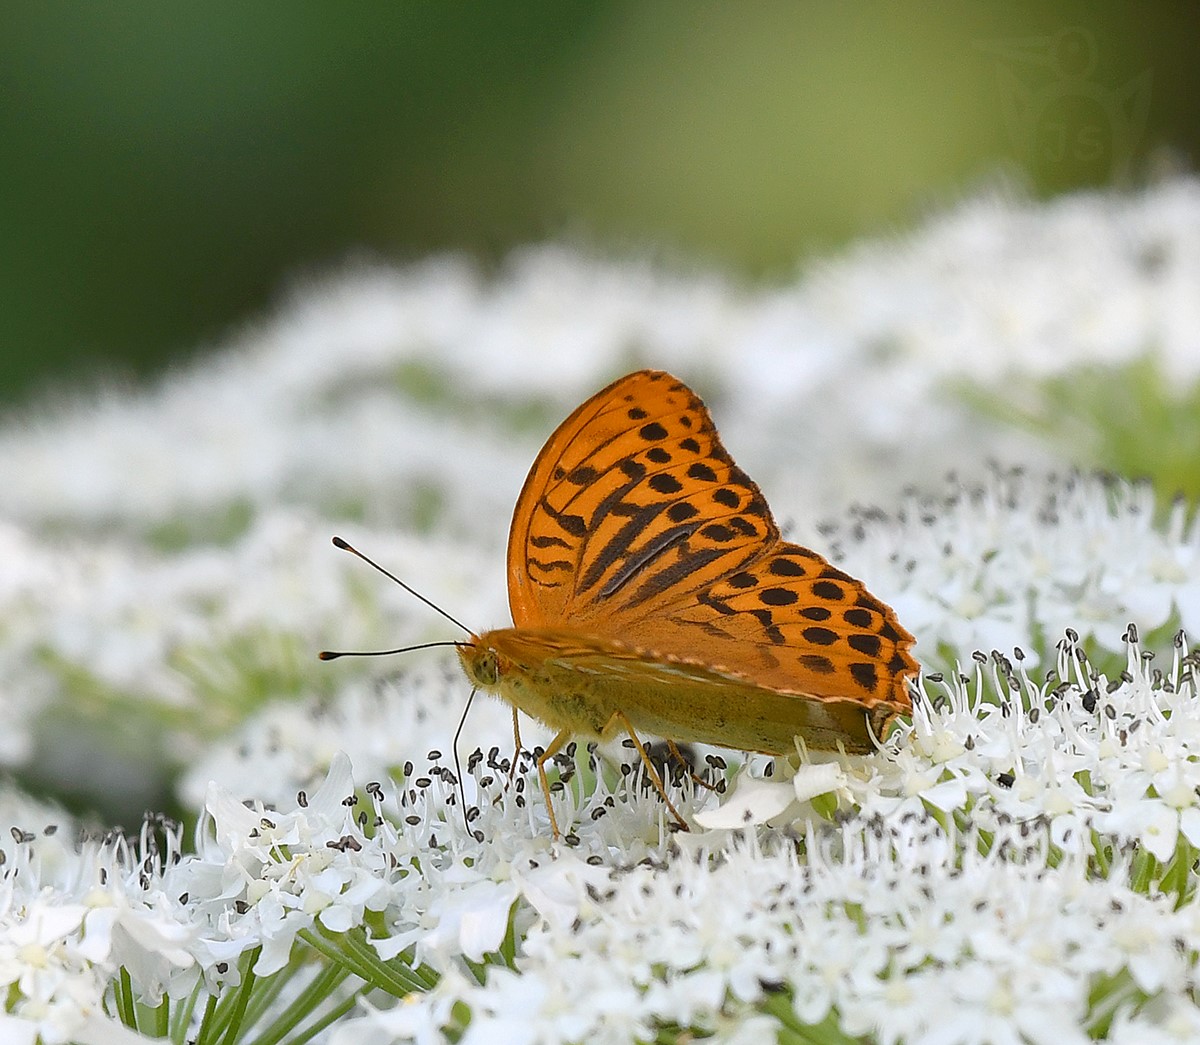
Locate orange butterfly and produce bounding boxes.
[324,370,917,837]
[452,369,917,837]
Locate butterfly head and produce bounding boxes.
[457,638,501,689]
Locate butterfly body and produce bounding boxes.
[459,626,903,754]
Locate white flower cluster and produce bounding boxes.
[0,511,509,779]
[0,744,687,1044]
[703,626,1200,866]
[0,817,192,1045]
[350,823,1198,1045]
[825,468,1200,665]
[2,180,1197,545]
[7,640,1200,1044]
[805,179,1200,384]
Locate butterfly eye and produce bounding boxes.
[460,646,501,688]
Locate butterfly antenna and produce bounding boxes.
[453,688,478,836]
[329,536,474,635]
[318,640,465,661]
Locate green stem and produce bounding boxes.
[143,995,169,1038]
[1130,849,1160,894]
[169,978,203,1045]
[1090,830,1111,877]
[1161,838,1196,905]
[239,953,294,1033]
[306,924,432,997]
[220,952,260,1045]
[114,966,137,1028]
[245,962,355,1045]
[289,992,362,1045]
[194,992,221,1045]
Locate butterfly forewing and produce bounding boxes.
[509,371,778,622]
[506,369,916,722]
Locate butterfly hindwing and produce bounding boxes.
[664,546,918,707]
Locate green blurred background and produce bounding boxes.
[2,2,1196,404]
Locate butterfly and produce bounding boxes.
[451,369,918,837]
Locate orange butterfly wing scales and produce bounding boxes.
[460,369,918,758]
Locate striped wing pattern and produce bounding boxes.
[506,370,916,711]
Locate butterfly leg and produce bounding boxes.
[665,739,724,794]
[611,712,689,832]
[508,705,523,783]
[537,728,572,840]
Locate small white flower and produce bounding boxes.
[692,773,794,829]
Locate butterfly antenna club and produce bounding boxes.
[317,639,465,661]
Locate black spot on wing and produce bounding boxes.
[748,608,786,645]
[567,465,599,485]
[529,558,572,575]
[760,587,798,606]
[698,590,735,615]
[802,627,838,646]
[843,608,873,628]
[769,557,807,576]
[812,581,846,601]
[819,566,855,583]
[848,634,882,658]
[648,473,683,495]
[850,662,878,693]
[728,517,758,537]
[800,654,835,674]
[889,651,912,674]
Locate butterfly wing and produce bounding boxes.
[507,369,916,716]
